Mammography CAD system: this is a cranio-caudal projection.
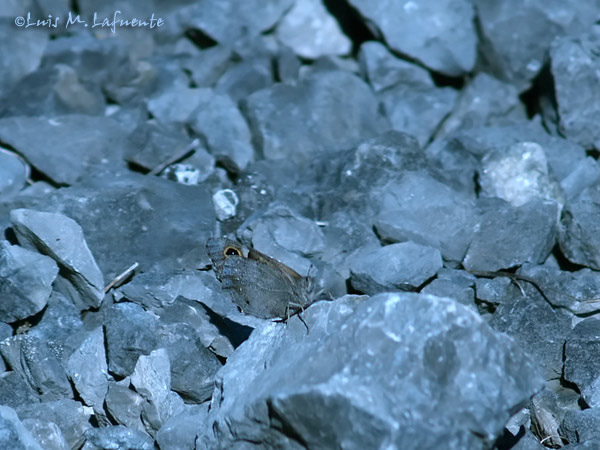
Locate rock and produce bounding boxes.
[479,141,564,207]
[156,405,208,450]
[0,149,28,198]
[0,335,72,401]
[379,82,458,147]
[276,0,351,59]
[17,174,216,282]
[104,302,160,378]
[130,348,185,434]
[180,46,234,88]
[16,400,91,450]
[463,199,558,271]
[188,88,254,170]
[0,240,57,323]
[0,115,129,185]
[349,242,442,294]
[0,371,39,409]
[21,418,69,450]
[10,209,104,309]
[0,64,104,117]
[200,293,544,448]
[214,60,272,102]
[146,86,203,124]
[551,29,600,150]
[358,41,433,92]
[564,318,600,408]
[559,182,600,270]
[65,327,108,412]
[348,0,476,76]
[489,286,571,380]
[241,70,389,163]
[559,408,600,445]
[0,18,47,97]
[421,269,476,309]
[474,0,599,87]
[373,171,476,262]
[158,321,222,404]
[104,380,146,431]
[82,425,154,450]
[0,405,43,450]
[437,73,526,137]
[169,0,293,44]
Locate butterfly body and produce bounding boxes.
[206,238,316,319]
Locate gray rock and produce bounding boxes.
[0,371,39,409]
[21,418,69,450]
[214,60,272,103]
[201,293,544,448]
[158,322,222,404]
[349,242,442,294]
[474,276,516,305]
[104,380,146,431]
[489,287,571,380]
[104,302,160,378]
[518,264,600,315]
[169,0,293,44]
[0,149,28,198]
[10,209,104,309]
[276,0,351,59]
[374,171,476,262]
[0,18,47,97]
[180,46,234,88]
[0,335,72,401]
[27,291,85,360]
[348,0,476,76]
[19,174,215,282]
[82,425,154,450]
[125,121,192,171]
[188,88,254,170]
[463,199,559,271]
[551,29,600,150]
[130,348,185,434]
[561,157,600,202]
[474,0,600,87]
[358,41,434,92]
[0,405,43,450]
[65,327,108,412]
[0,64,104,117]
[241,70,389,163]
[0,240,57,323]
[156,404,208,450]
[16,399,91,450]
[560,408,600,445]
[0,115,129,185]
[479,141,564,207]
[565,318,600,407]
[421,269,476,309]
[559,183,600,270]
[379,83,458,147]
[437,73,526,137]
[146,86,203,124]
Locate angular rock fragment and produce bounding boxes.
[83,425,154,450]
[349,0,476,76]
[10,209,104,309]
[0,405,43,450]
[463,199,558,271]
[201,293,544,448]
[104,302,160,378]
[0,149,28,198]
[350,242,442,294]
[0,240,57,323]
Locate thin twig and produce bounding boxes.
[104,262,139,293]
[149,139,199,176]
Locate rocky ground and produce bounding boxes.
[1,0,600,449]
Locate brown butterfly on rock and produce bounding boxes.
[206,237,318,320]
